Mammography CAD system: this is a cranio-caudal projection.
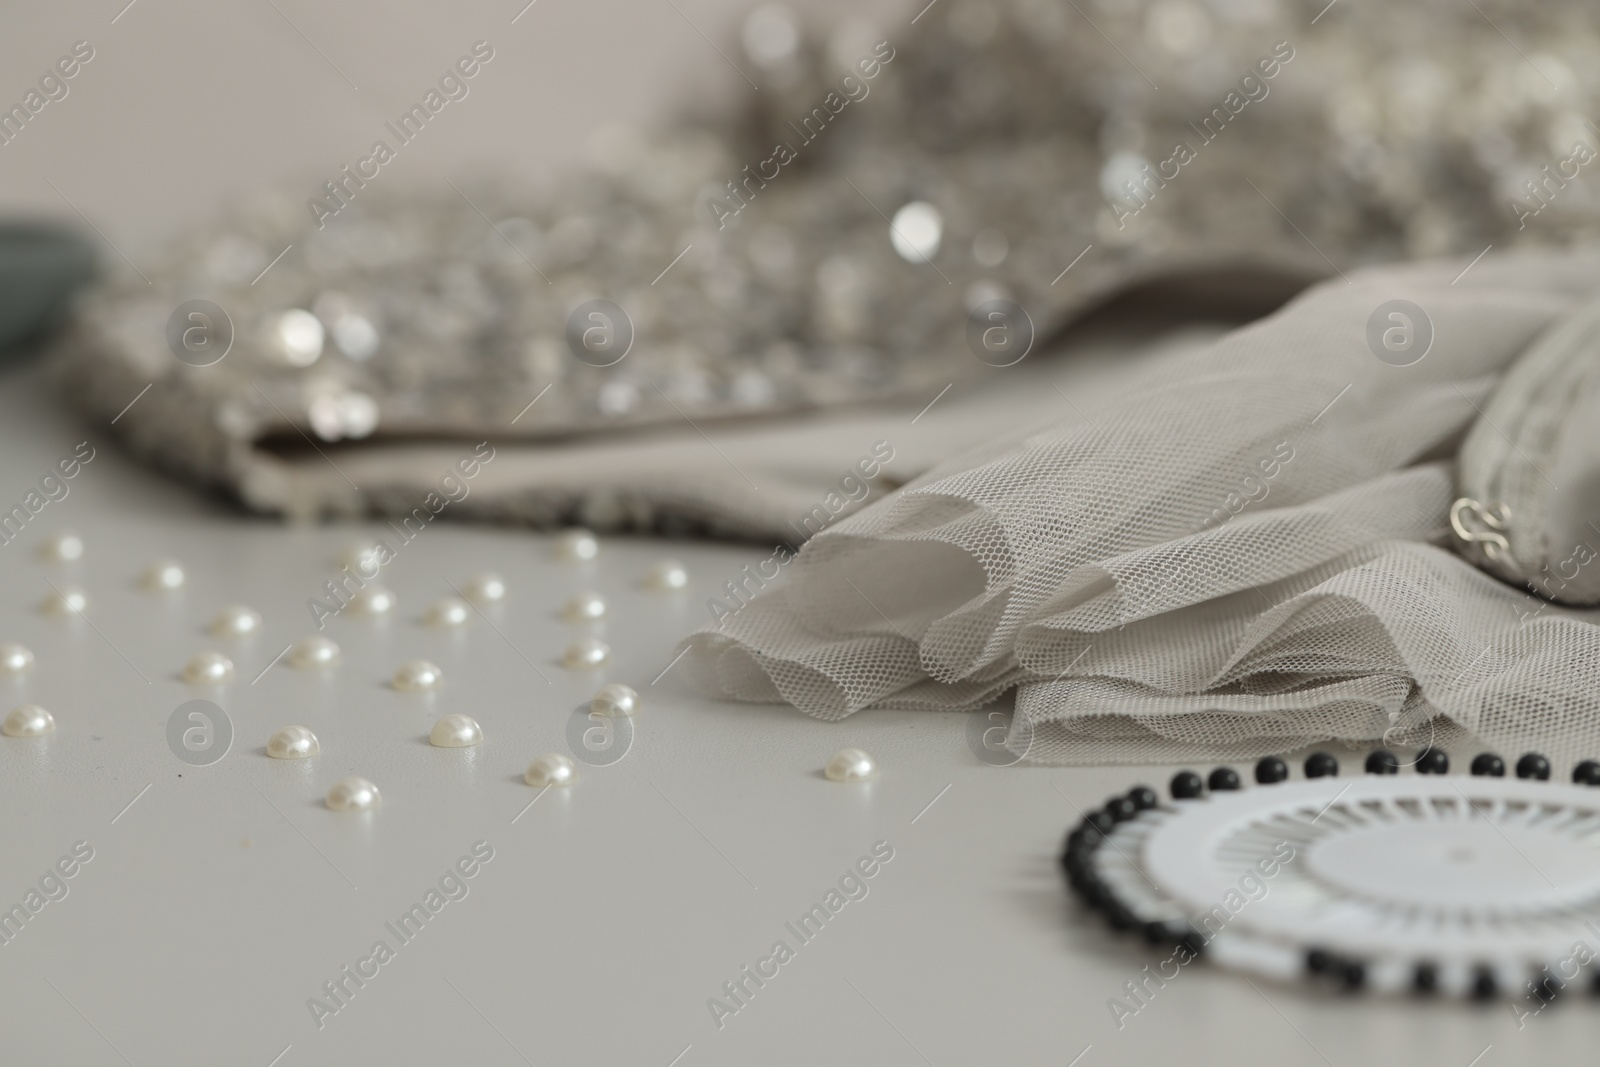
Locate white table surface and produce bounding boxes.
[0,358,1583,1067]
[0,1,1587,1058]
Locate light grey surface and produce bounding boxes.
[0,0,1589,1059]
[0,361,1582,1067]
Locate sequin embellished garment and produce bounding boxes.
[55,0,1600,537]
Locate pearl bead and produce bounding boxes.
[348,585,395,616]
[562,637,610,669]
[591,683,639,716]
[825,747,878,781]
[644,559,690,590]
[341,542,385,574]
[141,560,186,591]
[182,651,235,685]
[462,573,507,603]
[0,644,34,674]
[41,586,88,615]
[2,704,54,737]
[562,591,607,621]
[429,713,483,748]
[392,659,442,691]
[39,530,84,563]
[267,725,320,759]
[325,776,380,811]
[524,753,576,787]
[287,635,341,669]
[210,604,263,636]
[554,528,600,561]
[424,597,472,628]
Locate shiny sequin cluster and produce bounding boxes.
[60,1,1600,535]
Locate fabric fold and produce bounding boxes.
[679,251,1600,763]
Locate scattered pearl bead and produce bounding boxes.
[41,586,88,615]
[210,604,263,636]
[524,753,576,787]
[392,659,443,692]
[591,683,639,716]
[429,714,483,748]
[287,635,341,669]
[39,530,84,563]
[462,573,507,603]
[2,704,54,737]
[141,560,186,591]
[341,541,385,575]
[644,559,690,590]
[563,591,607,621]
[348,585,396,616]
[554,528,600,562]
[325,776,381,811]
[562,637,611,669]
[0,644,34,674]
[825,748,878,782]
[182,651,235,685]
[424,597,472,628]
[267,725,320,759]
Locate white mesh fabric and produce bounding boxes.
[678,252,1600,764]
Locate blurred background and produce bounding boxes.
[0,0,892,253]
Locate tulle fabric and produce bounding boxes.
[679,252,1600,764]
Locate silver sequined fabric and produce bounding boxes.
[55,0,1600,533]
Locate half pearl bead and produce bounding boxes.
[462,573,507,603]
[210,604,263,636]
[562,591,607,621]
[0,643,34,674]
[591,683,639,716]
[562,637,610,669]
[524,753,576,787]
[288,636,341,669]
[644,559,690,590]
[141,560,186,591]
[424,597,472,628]
[39,530,84,563]
[325,776,381,811]
[348,585,396,616]
[554,528,600,562]
[267,725,320,759]
[182,651,234,685]
[41,587,88,615]
[392,659,443,692]
[825,747,878,782]
[429,714,483,748]
[2,704,54,737]
[341,542,385,574]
